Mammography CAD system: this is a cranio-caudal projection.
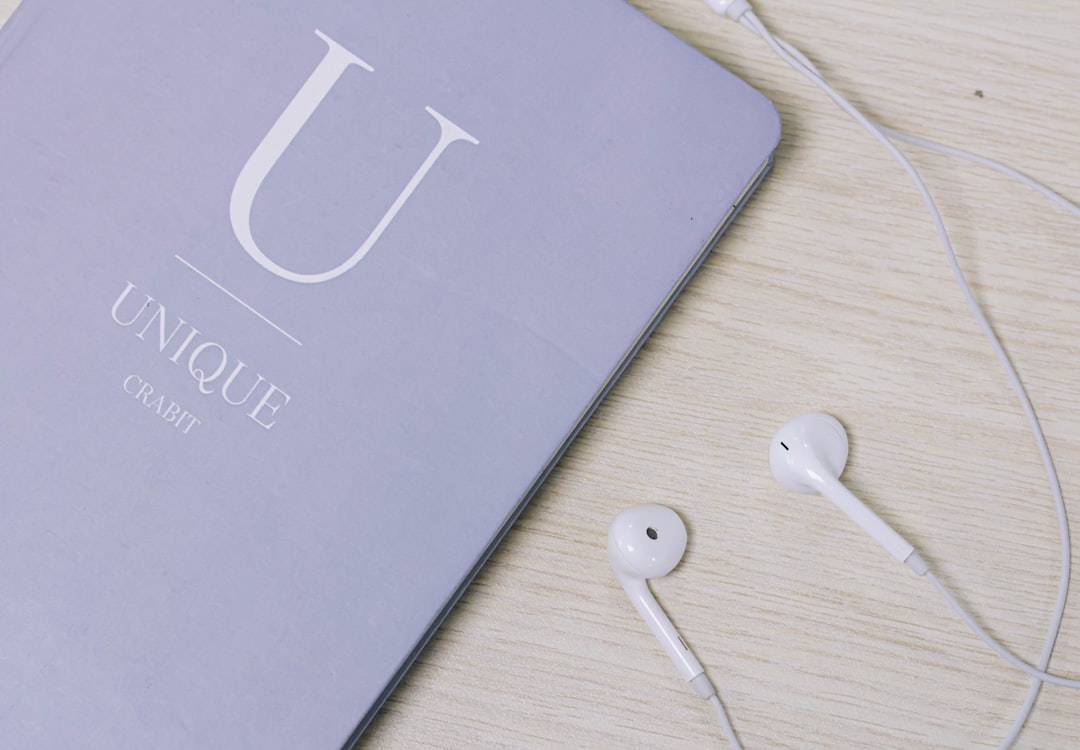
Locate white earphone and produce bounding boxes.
[609,414,1080,750]
[607,504,741,747]
[607,504,714,695]
[768,413,925,573]
[767,414,1080,691]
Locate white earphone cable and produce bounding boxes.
[874,125,1080,221]
[708,693,744,749]
[923,569,1080,688]
[756,27,1080,223]
[721,6,1076,747]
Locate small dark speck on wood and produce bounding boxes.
[974,90,984,98]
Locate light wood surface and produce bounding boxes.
[4,1,1078,748]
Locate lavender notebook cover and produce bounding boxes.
[0,1,780,747]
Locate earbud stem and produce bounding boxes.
[815,473,915,564]
[615,573,705,683]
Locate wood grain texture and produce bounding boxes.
[3,1,1078,748]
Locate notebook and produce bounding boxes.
[0,1,780,747]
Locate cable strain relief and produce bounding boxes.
[703,0,753,22]
[905,550,929,576]
[690,672,717,699]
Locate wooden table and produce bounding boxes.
[4,1,1078,747]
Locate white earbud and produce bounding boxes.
[608,504,717,698]
[769,413,926,573]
